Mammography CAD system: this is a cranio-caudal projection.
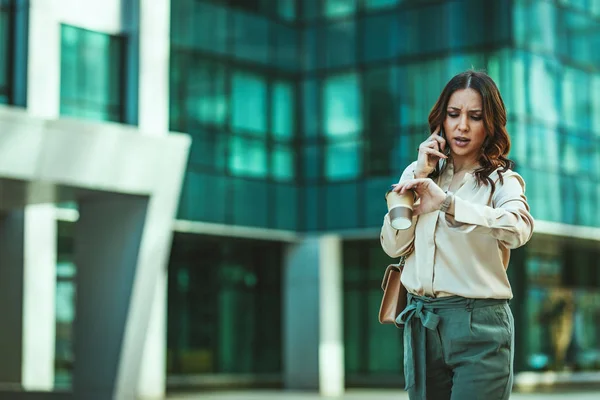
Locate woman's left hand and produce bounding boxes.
[392,178,446,216]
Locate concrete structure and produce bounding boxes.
[0,107,189,399]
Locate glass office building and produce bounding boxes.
[168,0,600,387]
[3,0,599,393]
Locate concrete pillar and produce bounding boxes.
[72,195,148,399]
[137,0,172,398]
[0,206,57,391]
[23,0,63,390]
[22,205,57,391]
[284,235,344,396]
[318,236,345,397]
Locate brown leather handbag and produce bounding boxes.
[378,256,407,328]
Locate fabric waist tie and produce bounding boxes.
[396,293,508,399]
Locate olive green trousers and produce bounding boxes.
[397,293,514,400]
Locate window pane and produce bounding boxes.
[231,178,268,227]
[303,27,317,71]
[273,22,298,71]
[302,0,319,21]
[561,67,590,132]
[322,21,356,68]
[171,1,228,54]
[231,72,267,134]
[325,182,358,229]
[365,0,398,9]
[167,236,282,375]
[231,11,269,63]
[188,129,227,171]
[229,136,267,178]
[59,25,124,123]
[271,145,295,181]
[272,81,295,140]
[363,13,400,62]
[591,75,600,137]
[303,145,320,182]
[303,79,319,137]
[273,184,297,230]
[186,60,227,126]
[325,140,361,180]
[277,0,296,21]
[324,73,362,137]
[325,0,356,18]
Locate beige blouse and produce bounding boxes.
[380,161,534,299]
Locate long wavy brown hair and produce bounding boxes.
[428,70,515,196]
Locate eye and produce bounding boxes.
[448,113,459,118]
[471,115,482,121]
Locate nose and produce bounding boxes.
[458,114,469,132]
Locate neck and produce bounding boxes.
[452,156,480,173]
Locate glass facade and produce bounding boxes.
[171,0,298,230]
[167,234,282,376]
[55,221,76,388]
[60,24,126,122]
[169,0,600,386]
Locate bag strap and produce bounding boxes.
[380,255,406,290]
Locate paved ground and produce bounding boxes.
[168,389,600,399]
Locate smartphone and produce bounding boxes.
[438,126,450,156]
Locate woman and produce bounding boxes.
[380,70,534,400]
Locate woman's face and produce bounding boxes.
[442,88,487,163]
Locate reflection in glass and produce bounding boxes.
[272,81,295,140]
[324,73,362,137]
[325,140,361,180]
[232,72,267,134]
[229,135,267,178]
[325,0,356,18]
[186,60,227,126]
[167,235,282,374]
[322,20,356,68]
[232,11,269,63]
[272,145,294,181]
[59,25,124,122]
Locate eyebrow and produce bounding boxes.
[448,106,482,113]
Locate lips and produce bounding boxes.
[453,137,470,147]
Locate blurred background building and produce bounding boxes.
[1,0,600,398]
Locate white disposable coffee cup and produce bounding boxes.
[386,188,415,230]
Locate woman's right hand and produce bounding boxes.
[414,128,448,178]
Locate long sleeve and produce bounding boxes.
[443,171,534,249]
[380,162,418,258]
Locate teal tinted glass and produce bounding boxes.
[167,235,283,374]
[324,73,362,137]
[60,25,124,122]
[231,72,267,134]
[363,13,401,62]
[273,22,299,71]
[231,11,269,63]
[171,1,228,54]
[325,140,361,181]
[229,135,267,178]
[272,81,295,140]
[325,0,356,18]
[186,60,228,127]
[343,240,404,377]
[322,20,356,68]
[365,0,399,9]
[277,0,296,21]
[272,145,295,182]
[302,79,319,137]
